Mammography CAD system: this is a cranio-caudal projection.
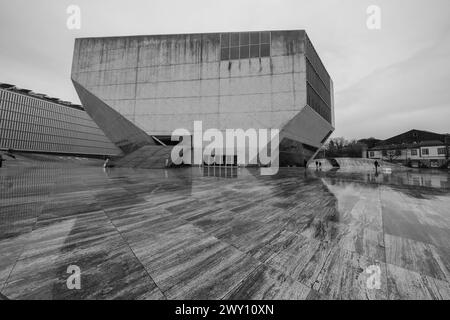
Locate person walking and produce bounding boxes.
[103,157,110,168]
[374,160,379,174]
[315,161,319,170]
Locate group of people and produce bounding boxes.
[2,152,384,172]
[311,159,381,173]
[315,161,322,170]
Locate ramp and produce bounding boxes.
[112,145,174,169]
[308,157,407,171]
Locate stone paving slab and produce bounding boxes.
[0,166,449,299]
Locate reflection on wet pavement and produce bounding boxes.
[1,163,449,299]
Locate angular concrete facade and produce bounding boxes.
[71,30,334,166]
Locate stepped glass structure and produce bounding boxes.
[0,83,120,157]
[71,30,334,168]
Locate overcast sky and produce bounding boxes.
[1,0,449,139]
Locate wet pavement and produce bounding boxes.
[0,163,449,299]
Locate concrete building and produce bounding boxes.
[71,30,334,167]
[0,83,120,157]
[368,129,450,168]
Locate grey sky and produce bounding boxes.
[1,0,449,139]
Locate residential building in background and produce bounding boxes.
[71,30,335,167]
[368,129,450,168]
[0,83,121,157]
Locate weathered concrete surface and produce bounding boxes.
[71,30,334,165]
[1,164,450,299]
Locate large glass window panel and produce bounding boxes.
[221,47,229,60]
[250,45,259,58]
[239,45,249,59]
[261,32,270,43]
[250,32,259,44]
[260,43,270,57]
[230,47,239,60]
[239,32,249,45]
[230,33,239,46]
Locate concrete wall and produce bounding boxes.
[71,30,334,165]
[72,31,331,139]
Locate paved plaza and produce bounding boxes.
[1,161,449,299]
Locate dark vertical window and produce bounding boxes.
[240,45,249,59]
[230,47,239,60]
[230,33,239,46]
[239,33,249,59]
[220,34,230,60]
[250,45,259,58]
[260,44,270,57]
[229,33,239,60]
[250,32,259,44]
[305,35,332,125]
[239,32,249,45]
[260,31,270,43]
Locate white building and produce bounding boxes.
[368,130,449,168]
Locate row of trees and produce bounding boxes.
[316,137,380,158]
